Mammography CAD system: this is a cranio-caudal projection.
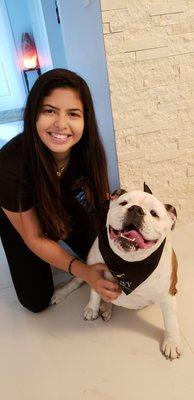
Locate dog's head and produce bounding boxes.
[106,185,177,261]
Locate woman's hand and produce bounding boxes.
[84,263,122,302]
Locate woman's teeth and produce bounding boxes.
[47,132,72,144]
[49,132,69,139]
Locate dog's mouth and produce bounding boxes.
[108,224,157,251]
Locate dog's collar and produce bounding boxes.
[98,217,166,295]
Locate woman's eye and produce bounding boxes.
[69,112,79,117]
[150,210,158,218]
[43,109,55,114]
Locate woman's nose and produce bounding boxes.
[53,114,69,130]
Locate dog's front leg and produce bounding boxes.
[51,277,83,305]
[159,295,182,360]
[84,289,101,320]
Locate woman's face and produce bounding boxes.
[36,87,84,162]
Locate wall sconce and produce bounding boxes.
[21,33,41,92]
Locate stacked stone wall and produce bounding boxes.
[101,0,194,224]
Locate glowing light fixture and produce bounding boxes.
[21,33,39,70]
[21,33,41,92]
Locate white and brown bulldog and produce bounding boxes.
[52,184,182,360]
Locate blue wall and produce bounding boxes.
[5,0,32,56]
[58,0,119,190]
[40,0,67,68]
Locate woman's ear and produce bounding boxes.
[165,204,177,230]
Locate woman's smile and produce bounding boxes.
[46,131,72,144]
[36,87,84,159]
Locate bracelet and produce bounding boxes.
[67,257,79,275]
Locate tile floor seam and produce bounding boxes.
[0,285,12,291]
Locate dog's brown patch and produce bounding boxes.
[110,188,127,200]
[169,249,178,295]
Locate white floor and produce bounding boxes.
[0,223,194,400]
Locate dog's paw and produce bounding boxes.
[84,306,99,321]
[161,339,183,360]
[51,294,63,305]
[51,278,83,305]
[51,287,69,305]
[99,301,112,322]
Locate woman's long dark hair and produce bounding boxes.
[22,68,110,241]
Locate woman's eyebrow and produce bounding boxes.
[42,104,82,112]
[42,104,59,110]
[68,108,83,113]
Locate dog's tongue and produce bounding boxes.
[123,230,154,249]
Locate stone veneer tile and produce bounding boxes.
[101,0,128,12]
[149,1,186,17]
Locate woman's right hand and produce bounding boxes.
[84,263,122,302]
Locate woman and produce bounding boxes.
[0,68,120,313]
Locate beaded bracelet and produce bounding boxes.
[67,257,79,275]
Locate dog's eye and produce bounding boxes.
[150,210,158,218]
[119,201,128,206]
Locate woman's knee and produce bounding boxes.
[19,298,52,313]
[16,286,54,313]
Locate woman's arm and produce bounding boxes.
[1,206,120,302]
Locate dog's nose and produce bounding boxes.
[128,205,145,216]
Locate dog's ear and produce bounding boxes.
[165,204,177,230]
[110,188,127,200]
[144,182,153,194]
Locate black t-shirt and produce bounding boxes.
[0,134,98,252]
[0,133,88,214]
[0,134,34,212]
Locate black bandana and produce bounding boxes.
[98,217,166,295]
